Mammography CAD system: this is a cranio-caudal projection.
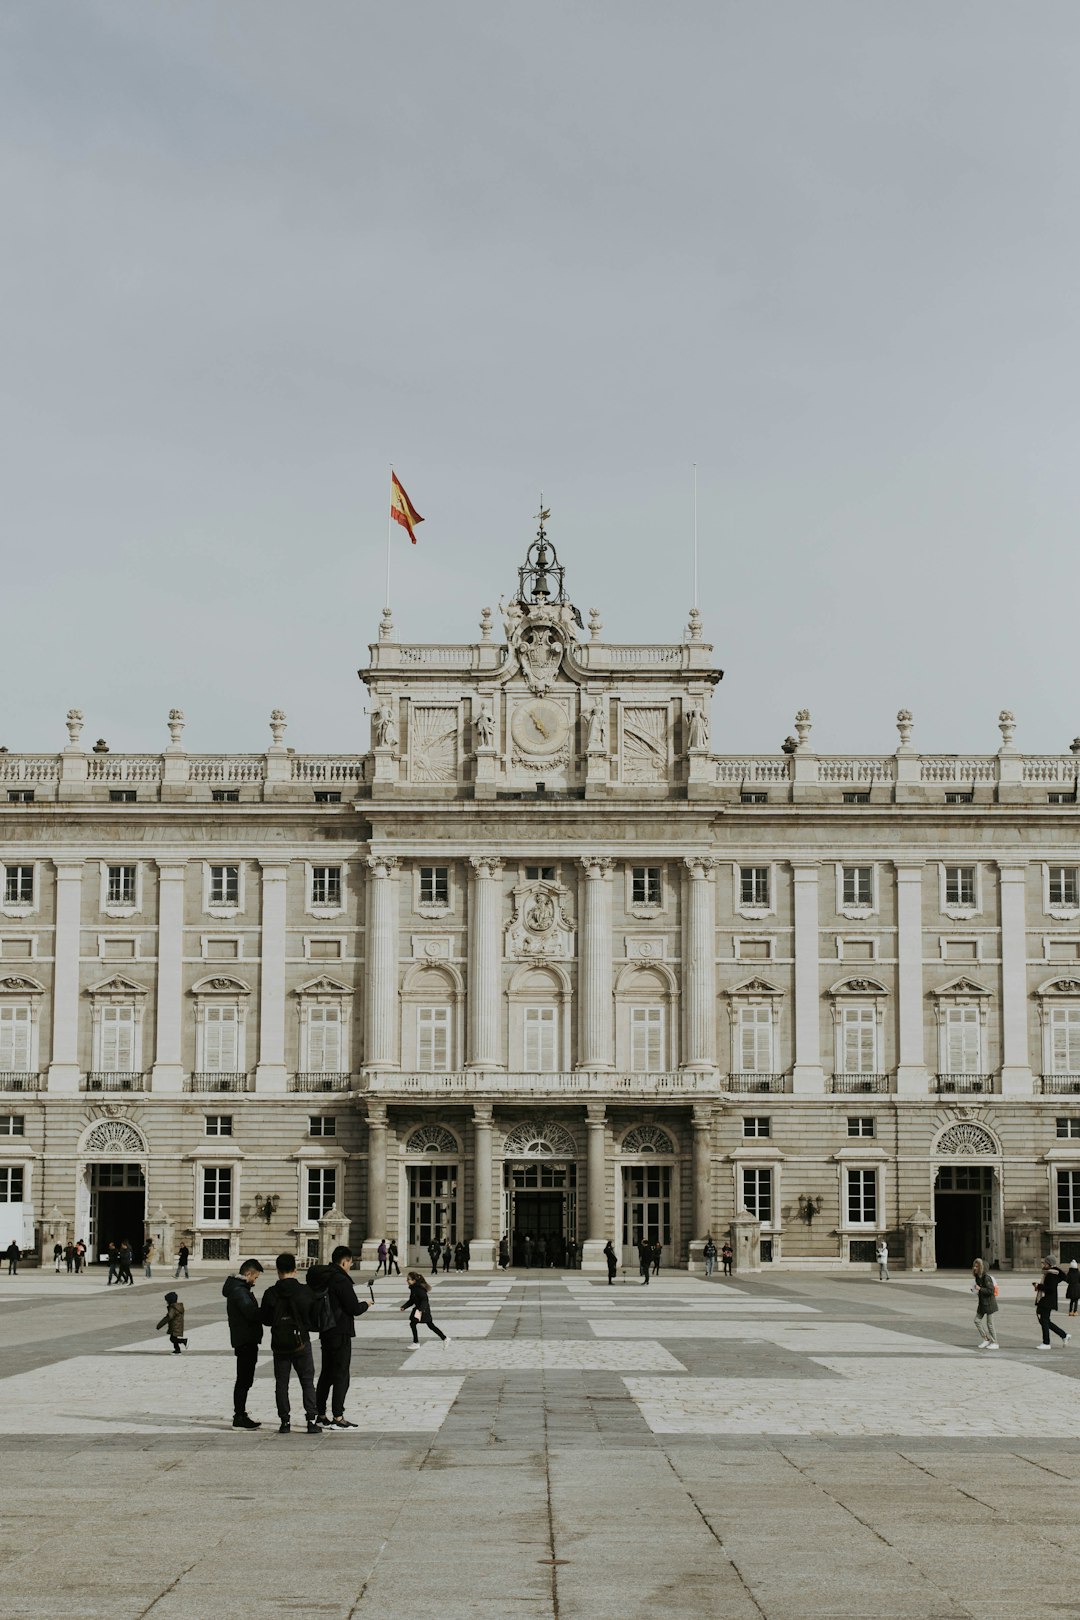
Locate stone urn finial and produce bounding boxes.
[896,708,913,749]
[588,607,603,641]
[998,709,1016,750]
[794,708,812,749]
[269,709,287,747]
[379,606,394,642]
[687,606,703,642]
[479,607,493,642]
[167,708,185,748]
[65,708,84,748]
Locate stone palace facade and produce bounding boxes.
[3,528,1080,1272]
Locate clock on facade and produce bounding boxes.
[511,699,570,756]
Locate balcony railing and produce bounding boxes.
[935,1073,994,1095]
[830,1074,891,1094]
[362,1070,718,1096]
[1039,1075,1080,1095]
[724,1073,788,1094]
[187,1072,251,1093]
[0,1072,40,1092]
[83,1071,147,1092]
[290,1072,352,1092]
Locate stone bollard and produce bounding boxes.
[317,1205,351,1264]
[730,1207,762,1273]
[903,1207,936,1272]
[1009,1210,1042,1273]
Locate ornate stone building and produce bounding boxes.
[3,524,1080,1271]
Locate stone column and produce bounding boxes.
[364,856,399,1070]
[363,1101,388,1266]
[791,863,824,1094]
[578,857,614,1069]
[468,856,503,1070]
[471,1103,495,1271]
[47,860,83,1093]
[255,861,289,1093]
[581,1103,608,1272]
[687,1104,714,1273]
[998,862,1033,1096]
[683,856,717,1071]
[151,860,186,1093]
[895,863,928,1095]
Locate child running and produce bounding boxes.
[156,1290,188,1353]
[399,1271,450,1345]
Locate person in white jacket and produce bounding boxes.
[875,1240,889,1281]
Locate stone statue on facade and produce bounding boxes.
[374,703,398,749]
[586,702,607,752]
[686,704,709,750]
[475,703,495,750]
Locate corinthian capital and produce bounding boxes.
[366,854,400,880]
[684,855,718,880]
[469,855,504,880]
[579,855,615,879]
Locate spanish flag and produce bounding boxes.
[390,471,424,544]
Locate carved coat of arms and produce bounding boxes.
[505,882,575,959]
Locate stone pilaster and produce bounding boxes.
[363,1101,388,1266]
[364,855,400,1071]
[468,856,504,1070]
[151,860,186,1093]
[791,863,824,1093]
[471,1103,495,1271]
[895,863,928,1095]
[683,856,717,1071]
[47,860,83,1093]
[687,1104,714,1272]
[581,1103,608,1272]
[578,856,614,1069]
[998,862,1034,1096]
[255,861,289,1093]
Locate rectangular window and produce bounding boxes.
[3,867,33,905]
[846,1169,877,1224]
[631,867,662,906]
[313,791,341,804]
[309,1115,337,1137]
[204,1115,232,1136]
[944,866,976,907]
[307,1166,337,1223]
[0,1006,31,1071]
[742,1116,771,1138]
[109,789,137,803]
[523,1006,557,1072]
[7,791,34,804]
[841,1005,877,1074]
[1049,793,1077,805]
[106,865,137,906]
[0,1167,25,1201]
[945,792,974,805]
[202,1166,232,1223]
[419,866,449,905]
[209,865,240,906]
[738,1007,773,1073]
[1051,1008,1080,1074]
[741,1168,772,1224]
[306,1006,342,1072]
[740,792,768,804]
[0,1115,25,1136]
[203,1005,239,1072]
[1058,1170,1080,1225]
[740,866,770,907]
[1056,1118,1080,1139]
[211,790,240,803]
[945,1005,982,1073]
[311,866,342,907]
[99,1005,136,1071]
[308,939,342,960]
[417,1007,450,1071]
[842,866,873,908]
[847,1116,875,1138]
[525,866,557,883]
[1049,867,1079,908]
[630,1007,664,1073]
[842,792,871,805]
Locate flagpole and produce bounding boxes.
[385,466,393,611]
[692,463,699,610]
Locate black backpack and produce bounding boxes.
[306,1276,339,1336]
[269,1287,307,1353]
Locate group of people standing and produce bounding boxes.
[52,1241,88,1272]
[427,1238,470,1273]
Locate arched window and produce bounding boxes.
[508,964,570,1074]
[616,963,677,1073]
[401,962,463,1073]
[620,1124,675,1155]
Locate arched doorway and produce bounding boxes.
[401,1124,460,1266]
[75,1117,148,1263]
[932,1121,1002,1269]
[502,1119,578,1267]
[617,1124,678,1269]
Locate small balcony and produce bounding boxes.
[0,1072,40,1092]
[290,1072,352,1093]
[83,1071,147,1093]
[935,1073,994,1095]
[830,1074,891,1095]
[1039,1075,1080,1096]
[724,1073,788,1094]
[362,1070,718,1097]
[187,1072,252,1093]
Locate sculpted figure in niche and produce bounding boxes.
[686,704,709,750]
[527,890,556,933]
[586,702,608,752]
[475,704,495,749]
[374,703,398,749]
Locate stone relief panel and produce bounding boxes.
[622,706,669,782]
[409,706,459,783]
[505,882,575,961]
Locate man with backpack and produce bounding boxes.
[258,1252,322,1434]
[307,1245,371,1429]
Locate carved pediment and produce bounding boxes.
[0,974,44,995]
[932,976,991,999]
[295,976,353,998]
[728,977,783,998]
[191,974,251,996]
[86,973,147,998]
[1037,976,1080,997]
[828,977,888,997]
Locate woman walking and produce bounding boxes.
[400,1272,449,1345]
[1067,1260,1080,1318]
[971,1259,999,1350]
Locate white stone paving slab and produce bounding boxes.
[402,1339,685,1371]
[579,1299,818,1314]
[587,1320,961,1353]
[625,1356,1080,1437]
[112,1316,494,1352]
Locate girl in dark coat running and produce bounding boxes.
[400,1272,449,1345]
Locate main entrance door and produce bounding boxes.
[90,1163,146,1262]
[934,1164,994,1268]
[504,1161,577,1266]
[407,1162,458,1262]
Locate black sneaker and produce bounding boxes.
[278,1421,291,1433]
[233,1413,260,1429]
[315,1413,331,1427]
[305,1421,323,1435]
[331,1416,358,1428]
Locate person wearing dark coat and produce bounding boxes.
[971,1258,999,1349]
[651,1240,662,1277]
[1067,1260,1080,1318]
[441,1241,452,1274]
[259,1252,322,1434]
[308,1246,371,1428]
[222,1259,264,1427]
[400,1271,448,1344]
[427,1239,440,1275]
[637,1237,652,1286]
[603,1240,617,1285]
[5,1240,20,1275]
[1035,1259,1072,1349]
[116,1241,134,1286]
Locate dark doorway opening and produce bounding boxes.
[90,1163,146,1263]
[934,1192,981,1268]
[513,1191,564,1267]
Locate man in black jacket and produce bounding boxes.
[222,1258,264,1428]
[259,1253,322,1434]
[308,1246,370,1429]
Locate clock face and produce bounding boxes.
[511,699,570,756]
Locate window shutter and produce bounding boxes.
[0,1006,30,1071]
[418,1008,449,1071]
[946,1006,980,1072]
[842,1006,876,1073]
[308,1006,341,1072]
[1052,1008,1080,1073]
[205,1006,238,1071]
[100,1005,135,1070]
[524,1007,556,1072]
[740,1008,772,1072]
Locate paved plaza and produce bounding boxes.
[2,1268,1080,1618]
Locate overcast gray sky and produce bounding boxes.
[4,2,1078,759]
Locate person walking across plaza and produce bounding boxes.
[604,1239,617,1284]
[259,1252,322,1434]
[64,1241,75,1273]
[5,1240,20,1275]
[876,1239,890,1281]
[223,1258,264,1428]
[387,1239,400,1276]
[1067,1259,1080,1318]
[971,1259,999,1349]
[651,1239,662,1277]
[105,1242,119,1285]
[441,1240,452,1274]
[310,1245,371,1428]
[156,1291,187,1353]
[142,1238,155,1279]
[1035,1259,1072,1349]
[721,1241,733,1277]
[375,1238,388,1277]
[116,1240,134,1286]
[703,1235,717,1279]
[174,1242,190,1280]
[637,1236,651,1286]
[400,1271,448,1344]
[427,1238,440,1275]
[52,1242,63,1272]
